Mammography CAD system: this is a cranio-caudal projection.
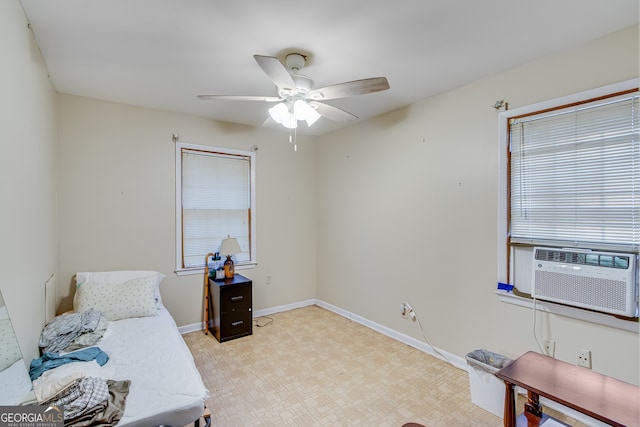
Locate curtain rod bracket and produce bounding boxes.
[172,134,180,143]
[493,100,508,111]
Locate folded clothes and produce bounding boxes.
[44,376,109,420]
[39,309,107,354]
[29,347,109,381]
[64,379,131,427]
[41,376,131,426]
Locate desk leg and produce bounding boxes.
[524,391,542,427]
[503,381,516,427]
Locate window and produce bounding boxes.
[175,143,256,275]
[498,79,639,292]
[509,91,639,252]
[496,79,639,329]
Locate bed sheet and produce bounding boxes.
[0,359,34,405]
[97,308,209,427]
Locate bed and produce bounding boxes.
[33,271,210,427]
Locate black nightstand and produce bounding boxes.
[207,274,252,342]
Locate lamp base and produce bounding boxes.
[224,255,235,278]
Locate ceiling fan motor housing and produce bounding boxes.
[285,53,306,72]
[292,75,313,94]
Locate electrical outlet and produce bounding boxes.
[577,348,591,369]
[543,339,556,357]
[265,275,272,284]
[400,302,408,318]
[400,302,415,320]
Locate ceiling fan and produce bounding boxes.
[197,53,390,129]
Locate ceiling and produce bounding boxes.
[19,0,638,136]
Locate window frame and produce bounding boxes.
[496,79,640,331]
[498,78,639,288]
[175,142,256,276]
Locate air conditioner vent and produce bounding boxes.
[534,248,631,270]
[532,247,638,317]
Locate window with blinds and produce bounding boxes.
[509,90,639,253]
[176,143,255,272]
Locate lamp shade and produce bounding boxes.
[294,100,320,127]
[269,102,297,129]
[268,102,289,123]
[219,237,241,256]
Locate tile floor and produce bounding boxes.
[183,305,585,427]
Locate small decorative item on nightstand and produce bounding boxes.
[219,236,241,279]
[208,252,221,278]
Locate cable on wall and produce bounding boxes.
[403,303,456,367]
[532,297,546,354]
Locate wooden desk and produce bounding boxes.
[495,351,640,427]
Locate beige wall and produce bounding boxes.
[56,95,317,327]
[3,0,639,389]
[0,0,58,361]
[315,25,639,385]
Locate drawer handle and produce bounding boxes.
[230,296,244,302]
[231,320,244,327]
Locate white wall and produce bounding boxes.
[0,0,58,361]
[56,95,317,327]
[315,26,640,385]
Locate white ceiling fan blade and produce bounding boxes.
[262,116,278,128]
[308,77,389,101]
[310,101,358,123]
[197,94,281,102]
[254,55,296,91]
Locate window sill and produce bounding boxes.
[496,290,639,334]
[175,262,257,277]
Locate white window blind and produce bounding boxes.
[179,146,254,269]
[509,91,639,252]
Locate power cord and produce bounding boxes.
[253,316,273,328]
[532,297,545,354]
[404,303,456,367]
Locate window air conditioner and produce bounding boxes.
[532,247,638,318]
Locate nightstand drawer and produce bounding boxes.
[220,310,252,341]
[220,283,252,313]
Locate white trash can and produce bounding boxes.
[465,349,513,418]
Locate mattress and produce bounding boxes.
[0,359,33,405]
[97,308,209,427]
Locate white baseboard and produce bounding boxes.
[178,322,206,335]
[313,299,467,370]
[253,299,316,318]
[177,299,317,334]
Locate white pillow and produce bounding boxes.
[74,276,158,321]
[75,270,165,308]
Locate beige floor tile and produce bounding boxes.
[184,306,586,427]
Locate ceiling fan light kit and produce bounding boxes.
[198,51,390,132]
[269,98,321,129]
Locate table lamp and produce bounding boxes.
[220,236,241,278]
